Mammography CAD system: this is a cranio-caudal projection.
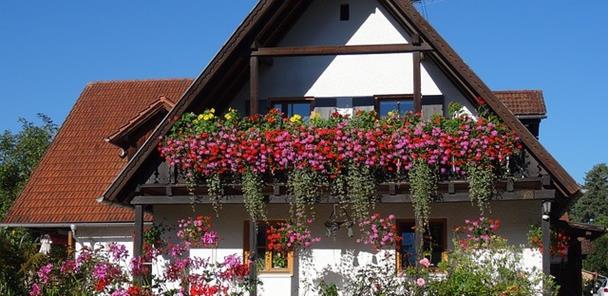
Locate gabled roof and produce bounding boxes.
[101,0,580,207]
[494,90,547,118]
[106,96,176,148]
[2,79,192,224]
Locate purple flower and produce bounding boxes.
[201,231,219,246]
[37,263,52,284]
[60,260,76,273]
[108,242,128,261]
[29,283,41,296]
[111,288,129,296]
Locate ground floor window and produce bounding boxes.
[396,219,447,270]
[243,221,294,274]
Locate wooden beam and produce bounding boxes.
[249,55,259,115]
[542,206,551,277]
[251,43,432,57]
[133,205,144,284]
[130,189,555,205]
[248,221,258,295]
[413,51,422,113]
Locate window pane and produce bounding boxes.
[379,100,399,117]
[398,221,445,269]
[288,102,311,121]
[398,100,414,114]
[401,231,417,267]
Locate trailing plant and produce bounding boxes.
[206,173,224,215]
[160,107,521,222]
[287,169,319,222]
[466,164,495,214]
[408,160,436,259]
[242,170,266,221]
[347,164,376,222]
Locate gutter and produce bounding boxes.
[0,222,152,228]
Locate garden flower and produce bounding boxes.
[36,263,53,284]
[419,257,430,268]
[29,283,41,296]
[416,278,426,287]
[290,114,302,123]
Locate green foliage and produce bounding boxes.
[287,169,319,222]
[429,240,558,296]
[242,170,266,221]
[0,114,57,219]
[347,164,376,222]
[0,227,38,295]
[570,163,608,276]
[466,164,495,215]
[409,160,436,259]
[571,163,608,224]
[206,173,224,215]
[317,281,338,296]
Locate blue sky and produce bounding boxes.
[0,0,606,183]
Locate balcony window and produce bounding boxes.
[376,95,415,117]
[270,98,314,121]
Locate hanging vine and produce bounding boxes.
[206,173,224,216]
[242,170,266,221]
[287,169,319,222]
[408,160,437,259]
[466,164,495,215]
[347,163,377,222]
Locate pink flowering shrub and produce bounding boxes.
[266,220,321,253]
[27,217,258,296]
[356,213,399,251]
[455,216,501,250]
[176,215,219,247]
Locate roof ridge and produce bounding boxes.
[86,78,193,85]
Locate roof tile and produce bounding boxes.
[3,79,192,224]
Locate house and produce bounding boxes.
[3,1,605,295]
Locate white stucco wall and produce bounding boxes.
[153,200,543,296]
[227,0,473,118]
[74,225,134,270]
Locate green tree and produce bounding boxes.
[0,114,57,295]
[0,114,57,218]
[571,164,608,276]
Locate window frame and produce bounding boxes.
[374,94,417,117]
[394,218,448,272]
[268,97,315,117]
[243,220,295,275]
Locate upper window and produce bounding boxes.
[396,219,447,271]
[270,98,314,121]
[340,4,350,21]
[376,95,415,117]
[244,221,294,274]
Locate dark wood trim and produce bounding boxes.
[131,189,555,205]
[269,97,315,114]
[374,94,415,115]
[542,215,551,276]
[413,51,422,113]
[133,205,144,284]
[250,55,259,115]
[252,43,432,57]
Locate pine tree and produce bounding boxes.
[571,164,608,224]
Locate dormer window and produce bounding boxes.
[375,95,415,117]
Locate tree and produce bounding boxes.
[570,164,608,276]
[0,114,56,295]
[0,114,57,219]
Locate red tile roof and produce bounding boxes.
[3,79,192,224]
[2,77,545,224]
[494,90,547,117]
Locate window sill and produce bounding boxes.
[258,272,293,278]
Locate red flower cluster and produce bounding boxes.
[160,109,521,180]
[266,220,320,252]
